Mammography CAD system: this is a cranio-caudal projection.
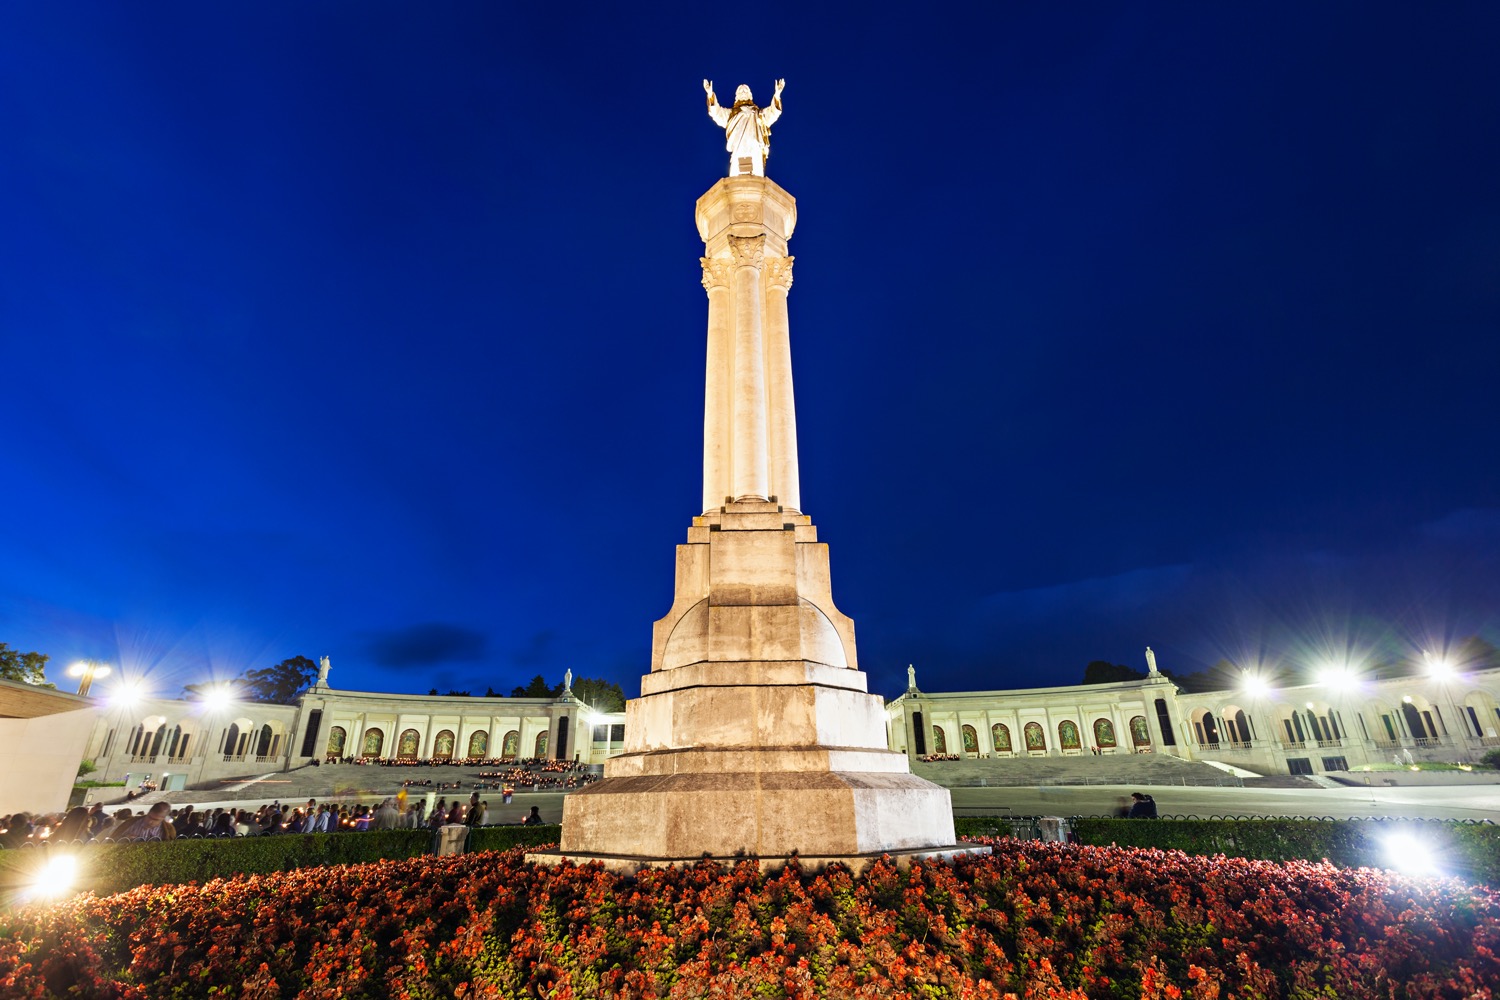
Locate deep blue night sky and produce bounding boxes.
[2,4,1497,701]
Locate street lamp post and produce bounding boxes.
[68,660,112,698]
[1423,652,1467,759]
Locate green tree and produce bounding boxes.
[1081,660,1145,685]
[239,656,318,704]
[570,677,627,712]
[0,643,53,687]
[510,674,561,698]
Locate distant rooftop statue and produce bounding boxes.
[704,78,784,177]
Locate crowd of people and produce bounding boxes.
[0,791,552,848]
[328,755,594,769]
[474,767,598,791]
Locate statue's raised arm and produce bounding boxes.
[703,78,784,178]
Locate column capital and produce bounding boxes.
[764,256,794,291]
[727,234,765,269]
[700,257,732,292]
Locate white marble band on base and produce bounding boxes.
[525,842,993,877]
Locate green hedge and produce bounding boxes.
[470,824,561,853]
[0,825,563,899]
[953,816,1014,839]
[1066,818,1500,886]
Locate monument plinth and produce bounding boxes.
[537,87,977,872]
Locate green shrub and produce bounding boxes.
[469,824,560,853]
[1480,748,1500,769]
[0,830,434,898]
[0,825,566,900]
[953,816,1013,839]
[1067,817,1500,886]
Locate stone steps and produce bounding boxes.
[911,753,1245,788]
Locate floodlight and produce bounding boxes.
[1382,833,1439,877]
[111,679,146,709]
[202,685,234,711]
[1423,653,1455,680]
[26,854,78,901]
[1240,672,1269,697]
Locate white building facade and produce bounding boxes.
[62,662,1500,792]
[888,665,1500,775]
[79,677,628,791]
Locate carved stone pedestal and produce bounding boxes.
[538,502,970,867]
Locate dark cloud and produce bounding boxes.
[364,623,488,668]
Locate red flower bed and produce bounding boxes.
[2,839,1498,998]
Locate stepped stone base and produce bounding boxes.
[559,751,956,859]
[527,842,991,876]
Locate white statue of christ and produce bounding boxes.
[704,79,784,177]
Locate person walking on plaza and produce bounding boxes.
[523,805,544,826]
[1127,792,1158,819]
[372,798,402,830]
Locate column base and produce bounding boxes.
[559,766,957,859]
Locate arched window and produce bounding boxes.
[222,723,241,762]
[126,723,145,757]
[534,730,549,758]
[148,724,168,758]
[362,727,385,758]
[502,730,520,759]
[327,726,347,757]
[1093,718,1117,748]
[1401,702,1432,739]
[1191,709,1220,746]
[467,731,488,757]
[256,724,274,758]
[991,723,1012,752]
[433,730,456,760]
[165,725,192,762]
[1058,720,1081,750]
[961,724,978,753]
[931,725,948,754]
[1129,715,1151,747]
[1221,707,1252,745]
[398,729,421,759]
[1023,722,1046,752]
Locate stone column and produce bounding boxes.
[309,704,334,761]
[700,258,733,513]
[728,234,769,502]
[762,256,800,511]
